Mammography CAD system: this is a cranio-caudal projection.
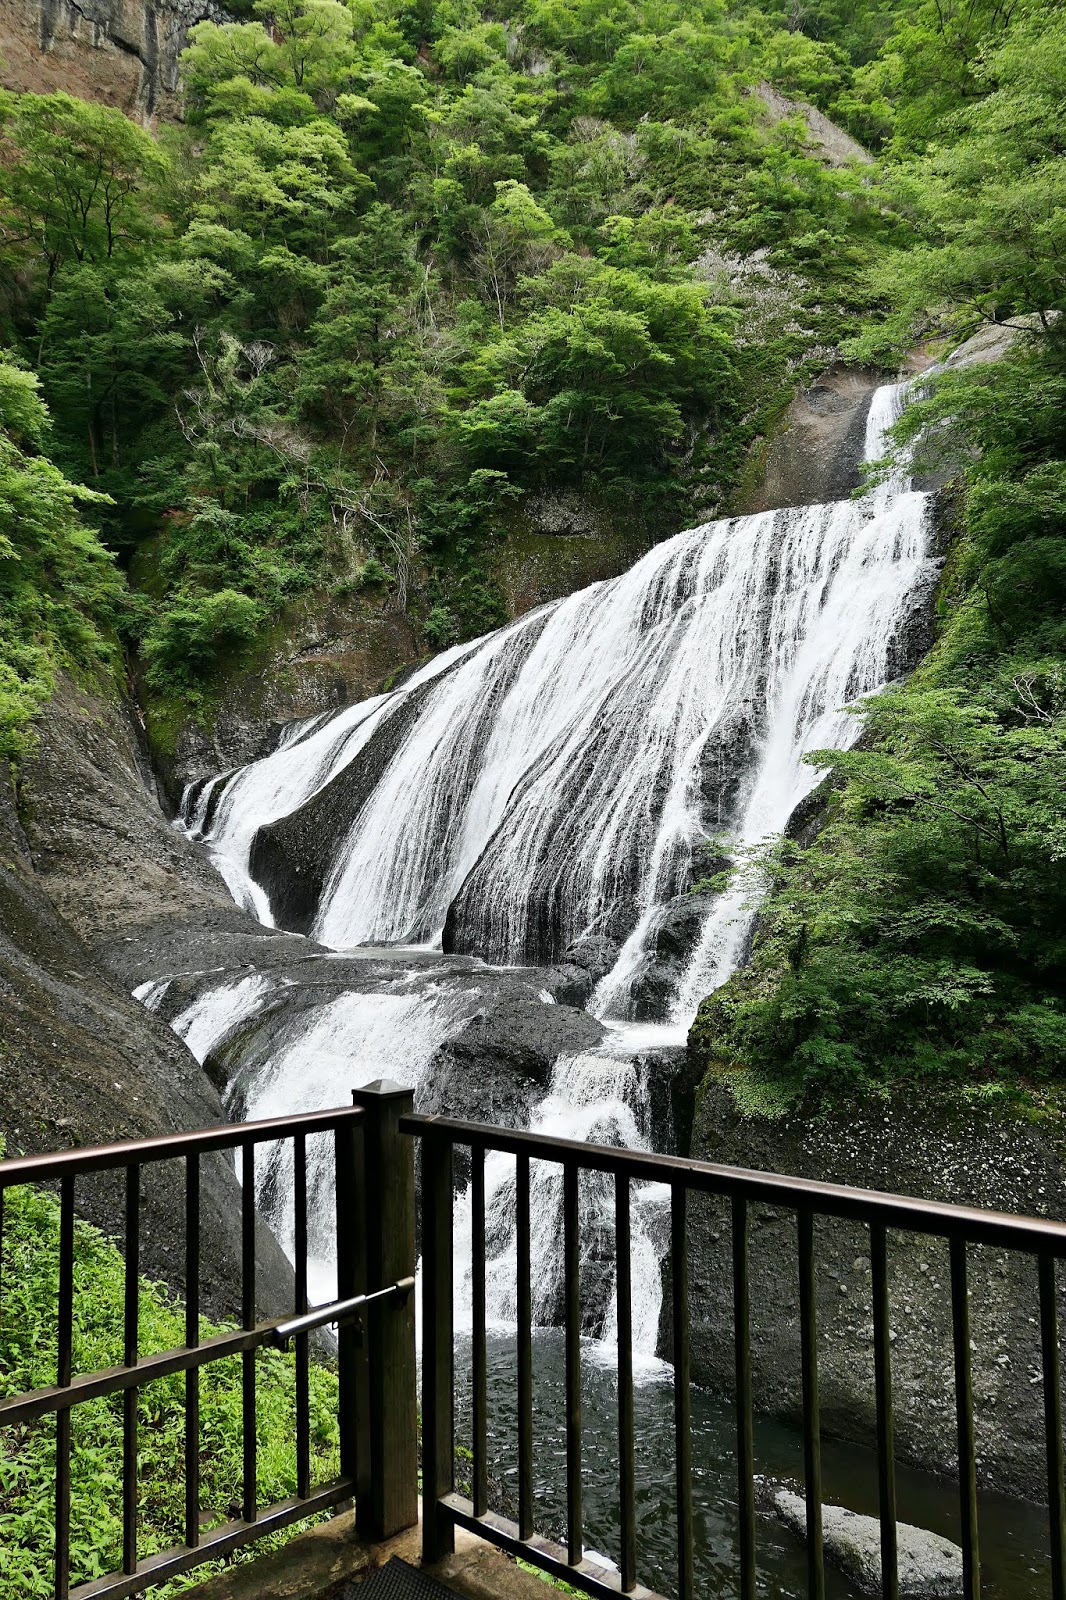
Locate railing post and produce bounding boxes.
[350,1081,419,1541]
[421,1128,455,1563]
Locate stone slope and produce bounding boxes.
[0,673,291,1318]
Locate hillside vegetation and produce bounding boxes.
[0,0,1063,1094]
[0,1171,340,1597]
[690,6,1066,1108]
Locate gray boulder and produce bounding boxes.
[774,1489,964,1597]
[421,997,607,1129]
[562,935,620,984]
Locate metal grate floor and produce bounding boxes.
[337,1556,465,1600]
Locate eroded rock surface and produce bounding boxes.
[0,0,224,119]
[0,679,291,1319]
[738,364,882,515]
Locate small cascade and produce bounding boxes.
[454,1049,670,1367]
[167,973,276,1066]
[233,984,479,1301]
[131,977,171,1012]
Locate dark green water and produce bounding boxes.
[454,1331,1051,1598]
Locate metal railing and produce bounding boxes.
[0,1085,417,1600]
[5,1093,1066,1600]
[407,1111,1066,1600]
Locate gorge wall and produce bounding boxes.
[0,669,292,1318]
[0,0,221,119]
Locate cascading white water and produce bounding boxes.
[184,380,933,1024]
[237,984,479,1301]
[167,973,276,1065]
[452,1048,670,1363]
[178,635,484,923]
[601,380,930,1022]
[159,377,936,1349]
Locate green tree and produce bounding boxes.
[0,91,167,294]
[0,356,120,758]
[467,180,564,326]
[851,5,1066,356]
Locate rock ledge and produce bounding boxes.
[774,1488,964,1597]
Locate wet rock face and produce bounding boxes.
[624,891,719,1021]
[686,1083,1066,1498]
[159,599,420,796]
[562,935,619,985]
[737,366,882,516]
[16,674,234,962]
[421,998,606,1130]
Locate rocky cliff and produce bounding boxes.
[0,0,221,119]
[685,1078,1066,1499]
[0,670,291,1317]
[155,490,659,793]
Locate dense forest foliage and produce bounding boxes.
[687,1,1066,1107]
[0,0,1063,1095]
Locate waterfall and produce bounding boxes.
[178,635,484,923]
[168,974,276,1065]
[154,377,936,1349]
[236,983,480,1302]
[183,380,934,1022]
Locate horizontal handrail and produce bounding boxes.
[401,1111,1066,1254]
[0,1316,290,1426]
[69,1479,353,1600]
[0,1271,418,1425]
[271,1276,416,1346]
[0,1103,365,1183]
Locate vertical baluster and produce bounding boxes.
[471,1143,488,1518]
[55,1175,74,1600]
[950,1238,980,1600]
[185,1154,200,1550]
[673,1184,693,1600]
[1040,1253,1066,1600]
[294,1132,310,1501]
[122,1163,140,1575]
[421,1132,455,1563]
[950,1238,981,1599]
[616,1173,636,1594]
[732,1195,755,1600]
[870,1222,898,1600]
[1041,1253,1066,1600]
[798,1207,824,1600]
[242,1139,257,1523]
[516,1152,534,1543]
[334,1117,364,1502]
[563,1160,583,1567]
